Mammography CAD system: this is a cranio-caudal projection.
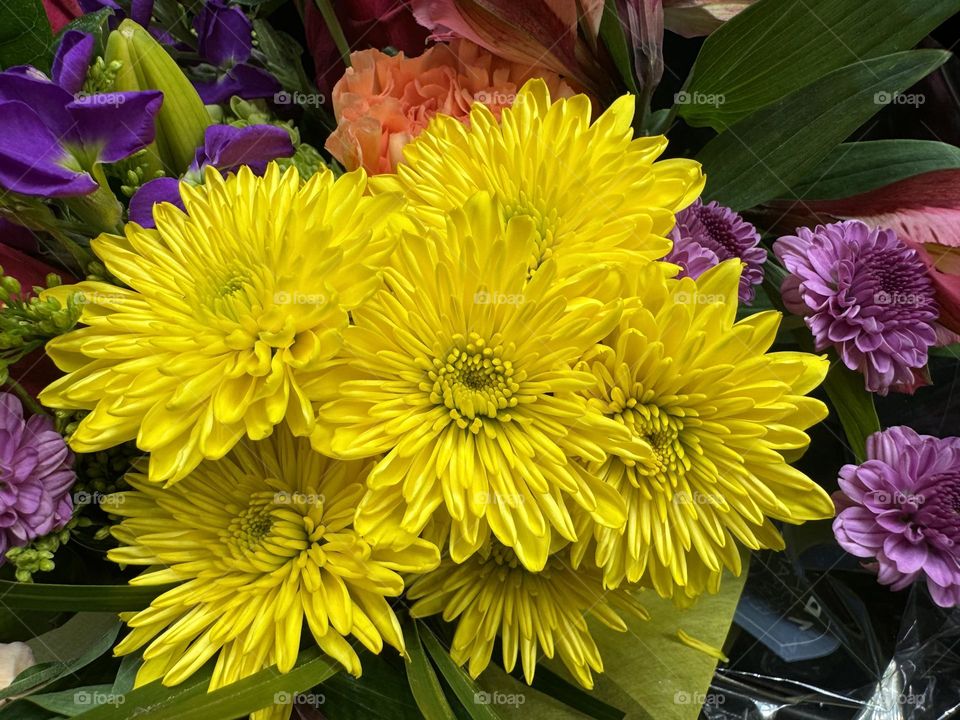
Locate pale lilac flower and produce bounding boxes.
[834,426,960,608]
[0,393,75,559]
[666,199,766,303]
[774,220,938,395]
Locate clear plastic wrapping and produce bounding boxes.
[704,547,960,719]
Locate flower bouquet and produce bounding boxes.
[1,0,959,718]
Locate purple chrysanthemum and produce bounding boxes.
[774,220,938,395]
[0,393,75,559]
[666,199,766,303]
[833,426,960,608]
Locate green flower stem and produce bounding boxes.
[313,0,352,67]
[62,165,124,235]
[47,227,97,276]
[4,376,48,416]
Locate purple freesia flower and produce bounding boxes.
[192,0,279,104]
[0,393,75,559]
[666,199,766,303]
[834,426,960,608]
[774,220,938,395]
[0,67,162,198]
[128,123,294,226]
[78,0,154,27]
[51,30,96,96]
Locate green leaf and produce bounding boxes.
[522,666,624,720]
[1,614,120,701]
[820,353,880,463]
[322,654,422,720]
[311,0,351,66]
[71,647,339,720]
[403,621,458,720]
[58,8,114,56]
[599,0,639,95]
[27,685,122,717]
[588,571,747,720]
[471,570,748,720]
[111,654,142,696]
[252,19,334,129]
[789,140,960,200]
[679,0,958,128]
[0,0,53,72]
[0,581,171,613]
[0,700,60,719]
[420,629,504,720]
[930,343,960,359]
[0,607,63,644]
[697,50,950,211]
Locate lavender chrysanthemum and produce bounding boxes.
[833,426,960,608]
[666,199,766,302]
[774,220,938,395]
[0,393,75,558]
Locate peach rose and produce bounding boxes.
[326,41,577,174]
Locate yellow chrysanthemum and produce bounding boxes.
[310,193,652,572]
[372,79,704,280]
[407,539,648,689]
[40,163,402,483]
[572,260,835,601]
[104,429,439,720]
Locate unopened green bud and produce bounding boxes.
[106,20,212,175]
[2,275,22,295]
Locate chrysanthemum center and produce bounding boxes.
[430,333,519,429]
[695,205,739,259]
[502,193,559,270]
[884,472,960,554]
[222,487,329,569]
[613,400,687,487]
[227,495,276,552]
[489,541,523,568]
[863,248,924,297]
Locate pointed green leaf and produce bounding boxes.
[587,571,747,720]
[70,647,338,720]
[1,614,120,702]
[0,581,170,612]
[599,0,640,94]
[0,0,53,72]
[679,0,959,128]
[697,50,950,210]
[789,140,960,201]
[420,629,504,720]
[820,354,880,463]
[403,621,458,720]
